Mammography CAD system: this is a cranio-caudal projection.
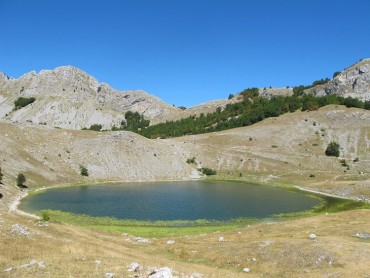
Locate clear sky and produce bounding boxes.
[1,0,369,107]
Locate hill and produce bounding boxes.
[0,105,369,277]
[1,59,370,131]
[0,66,179,130]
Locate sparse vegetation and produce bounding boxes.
[340,159,349,168]
[14,96,36,109]
[0,166,3,184]
[325,141,340,157]
[186,157,196,164]
[80,165,89,176]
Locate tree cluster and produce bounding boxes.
[138,93,369,139]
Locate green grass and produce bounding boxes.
[275,196,370,219]
[41,210,255,237]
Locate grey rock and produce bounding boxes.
[305,59,370,101]
[134,237,150,244]
[148,267,173,278]
[128,262,140,272]
[11,224,30,236]
[309,233,317,239]
[355,232,370,239]
[104,273,114,278]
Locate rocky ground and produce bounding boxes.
[0,105,369,277]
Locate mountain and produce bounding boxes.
[0,59,369,130]
[305,58,370,101]
[0,66,179,129]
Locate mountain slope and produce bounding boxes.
[305,58,370,101]
[0,66,179,129]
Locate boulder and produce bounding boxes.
[309,233,317,239]
[128,262,141,272]
[148,267,173,278]
[11,224,30,236]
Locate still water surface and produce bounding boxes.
[21,181,321,221]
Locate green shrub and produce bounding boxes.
[354,157,359,162]
[87,124,103,131]
[200,167,217,176]
[41,211,50,221]
[14,97,36,109]
[186,157,196,164]
[325,141,340,157]
[80,165,89,176]
[16,173,27,188]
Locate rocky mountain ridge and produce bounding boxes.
[306,58,370,101]
[0,66,178,129]
[1,59,369,130]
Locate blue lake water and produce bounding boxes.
[20,181,321,221]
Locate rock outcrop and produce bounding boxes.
[0,66,179,130]
[305,59,370,101]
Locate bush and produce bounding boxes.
[14,97,36,109]
[80,165,89,176]
[16,173,27,188]
[325,141,340,157]
[200,167,217,176]
[186,157,196,164]
[87,124,103,131]
[41,211,50,221]
[0,166,3,184]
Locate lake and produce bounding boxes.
[20,181,321,221]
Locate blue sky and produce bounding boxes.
[1,0,369,107]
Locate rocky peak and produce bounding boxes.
[0,66,178,129]
[306,58,370,101]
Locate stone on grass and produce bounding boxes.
[355,232,370,239]
[148,267,173,278]
[128,262,141,272]
[11,224,30,236]
[3,268,13,272]
[104,272,114,278]
[243,267,250,273]
[218,236,225,242]
[309,233,317,239]
[166,240,175,245]
[134,237,150,244]
[94,260,101,266]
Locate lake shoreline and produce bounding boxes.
[12,177,369,223]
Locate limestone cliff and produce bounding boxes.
[305,59,370,101]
